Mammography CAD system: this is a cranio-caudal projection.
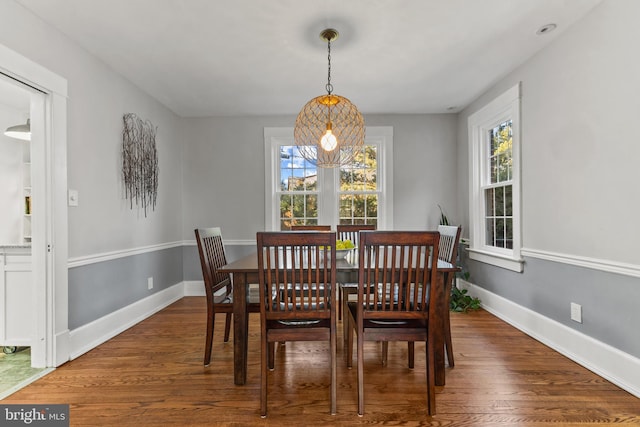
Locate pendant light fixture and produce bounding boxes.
[294,29,364,168]
[4,119,31,141]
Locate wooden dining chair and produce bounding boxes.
[336,224,376,323]
[379,225,462,367]
[194,227,260,366]
[290,224,331,231]
[256,231,338,417]
[437,224,462,367]
[345,230,440,416]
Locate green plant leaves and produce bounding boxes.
[449,286,481,313]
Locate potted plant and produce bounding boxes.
[437,204,481,313]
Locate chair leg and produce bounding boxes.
[204,307,215,366]
[338,286,342,320]
[381,341,388,366]
[330,317,337,415]
[444,278,455,367]
[261,336,268,417]
[357,330,365,416]
[444,310,455,367]
[223,312,232,342]
[426,336,436,415]
[268,342,276,370]
[346,313,354,369]
[342,288,348,355]
[408,342,415,369]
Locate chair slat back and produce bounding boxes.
[257,231,337,321]
[337,224,376,247]
[195,227,232,299]
[290,225,331,231]
[436,225,462,264]
[358,231,440,319]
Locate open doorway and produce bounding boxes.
[0,42,69,374]
[0,75,47,396]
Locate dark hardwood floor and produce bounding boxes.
[4,297,639,426]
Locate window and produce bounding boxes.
[264,127,393,231]
[468,84,523,272]
[338,145,379,226]
[278,146,320,227]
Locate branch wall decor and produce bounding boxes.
[122,113,158,217]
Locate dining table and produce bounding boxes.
[218,249,459,386]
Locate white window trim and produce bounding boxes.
[264,126,393,231]
[467,83,523,272]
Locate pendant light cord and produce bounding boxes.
[325,37,333,95]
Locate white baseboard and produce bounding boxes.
[54,329,70,367]
[458,280,640,399]
[184,280,205,296]
[68,283,185,360]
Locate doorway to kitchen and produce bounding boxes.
[0,42,69,392]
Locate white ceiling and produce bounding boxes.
[14,0,602,117]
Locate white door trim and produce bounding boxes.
[0,43,69,367]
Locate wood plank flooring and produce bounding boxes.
[3,297,639,426]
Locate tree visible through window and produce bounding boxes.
[467,84,522,272]
[278,145,378,229]
[279,146,319,229]
[339,145,378,226]
[264,127,393,232]
[485,120,513,249]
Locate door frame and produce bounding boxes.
[0,43,69,367]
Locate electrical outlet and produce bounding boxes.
[147,277,153,290]
[570,302,582,323]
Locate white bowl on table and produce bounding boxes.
[334,247,357,259]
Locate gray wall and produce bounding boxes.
[68,247,183,329]
[1,1,185,328]
[180,114,459,283]
[456,0,640,358]
[181,113,458,242]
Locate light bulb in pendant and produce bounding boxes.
[320,122,337,151]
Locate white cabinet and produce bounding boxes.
[0,247,33,348]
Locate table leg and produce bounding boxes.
[434,272,449,386]
[233,272,248,385]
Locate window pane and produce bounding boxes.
[339,144,379,226]
[280,194,293,228]
[339,194,353,219]
[495,218,505,248]
[495,186,505,216]
[280,145,317,191]
[490,154,497,183]
[505,184,512,216]
[340,145,377,191]
[485,218,495,246]
[338,194,378,225]
[485,188,495,216]
[483,184,514,250]
[489,120,513,184]
[505,218,513,249]
[366,195,378,219]
[280,194,318,228]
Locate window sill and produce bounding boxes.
[467,248,524,273]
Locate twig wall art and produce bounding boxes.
[122,113,158,217]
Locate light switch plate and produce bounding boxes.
[68,189,79,206]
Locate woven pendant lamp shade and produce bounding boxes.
[294,94,364,168]
[294,29,365,168]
